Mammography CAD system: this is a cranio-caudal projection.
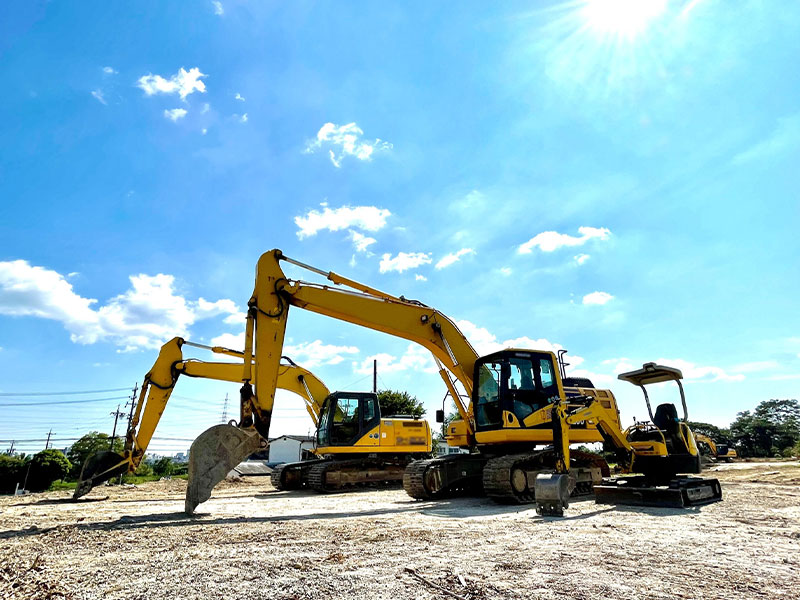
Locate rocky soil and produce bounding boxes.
[2,461,799,599]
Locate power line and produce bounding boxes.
[0,387,130,397]
[0,395,130,407]
[0,436,196,443]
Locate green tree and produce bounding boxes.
[687,421,731,442]
[27,449,71,492]
[730,399,800,457]
[377,389,425,419]
[0,454,28,493]
[153,456,175,477]
[67,432,123,479]
[134,460,153,477]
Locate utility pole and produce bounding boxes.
[109,404,126,450]
[220,393,229,424]
[373,359,377,393]
[45,429,54,450]
[117,382,138,485]
[124,382,139,439]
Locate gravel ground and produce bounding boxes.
[1,461,799,600]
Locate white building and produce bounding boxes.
[268,435,315,464]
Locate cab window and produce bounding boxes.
[476,362,502,427]
[331,396,359,444]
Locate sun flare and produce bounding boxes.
[581,0,668,38]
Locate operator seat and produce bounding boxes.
[653,403,688,454]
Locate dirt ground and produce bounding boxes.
[2,462,799,600]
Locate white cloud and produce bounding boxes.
[415,274,427,281]
[518,226,611,254]
[295,205,391,239]
[201,128,208,135]
[455,319,566,357]
[240,113,248,123]
[284,340,359,368]
[732,113,800,165]
[0,260,241,352]
[574,253,590,265]
[730,360,780,374]
[353,344,437,375]
[582,291,614,305]
[349,230,376,253]
[499,267,512,277]
[137,67,207,101]
[91,90,107,105]
[102,66,117,75]
[212,1,224,15]
[435,248,475,270]
[304,122,392,168]
[201,103,210,114]
[379,252,432,274]
[209,332,244,349]
[235,92,245,101]
[653,358,745,383]
[604,357,744,383]
[455,319,615,385]
[164,108,188,121]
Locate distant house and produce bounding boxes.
[268,435,315,465]
[435,441,468,457]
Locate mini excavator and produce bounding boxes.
[534,362,723,516]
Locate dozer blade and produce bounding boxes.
[185,424,262,514]
[73,451,130,500]
[594,476,723,509]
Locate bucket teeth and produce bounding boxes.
[185,424,262,514]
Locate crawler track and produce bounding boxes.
[308,458,407,492]
[404,450,610,504]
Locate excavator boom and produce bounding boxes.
[74,338,330,503]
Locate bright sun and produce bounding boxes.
[581,0,669,38]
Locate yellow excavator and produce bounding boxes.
[695,433,738,462]
[74,345,430,508]
[534,362,723,516]
[271,386,431,492]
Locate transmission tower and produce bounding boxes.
[220,393,229,424]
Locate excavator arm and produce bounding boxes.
[73,336,330,501]
[242,250,480,438]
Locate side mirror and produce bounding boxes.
[435,409,445,423]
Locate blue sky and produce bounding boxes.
[1,0,798,456]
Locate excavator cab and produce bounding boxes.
[316,392,381,448]
[473,350,562,431]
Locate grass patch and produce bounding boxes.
[49,480,77,491]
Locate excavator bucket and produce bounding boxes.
[184,424,263,514]
[73,451,130,500]
[534,473,573,517]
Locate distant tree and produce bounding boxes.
[0,454,28,493]
[687,421,731,442]
[134,456,153,477]
[27,449,71,492]
[67,432,123,479]
[730,399,800,457]
[152,457,175,477]
[377,390,425,419]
